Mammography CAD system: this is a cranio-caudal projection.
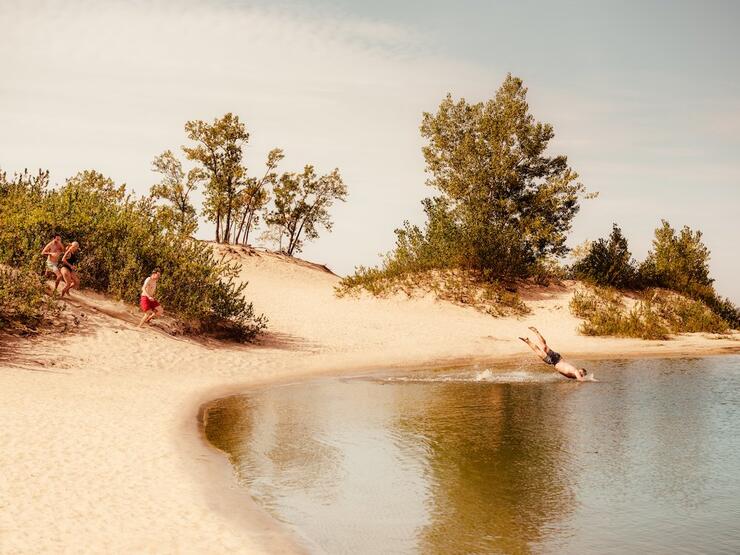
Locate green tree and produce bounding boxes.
[572,223,636,288]
[233,148,284,246]
[418,74,585,273]
[264,165,346,256]
[183,113,248,243]
[150,150,204,237]
[343,74,587,291]
[640,220,712,293]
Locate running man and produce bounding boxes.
[138,269,163,327]
[41,234,65,292]
[519,327,595,381]
[59,241,81,297]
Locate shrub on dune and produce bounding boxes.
[0,266,62,334]
[570,286,729,340]
[0,169,266,340]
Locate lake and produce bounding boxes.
[203,356,740,554]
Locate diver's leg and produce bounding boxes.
[519,336,547,362]
[528,327,548,350]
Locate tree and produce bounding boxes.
[232,148,284,246]
[417,73,586,275]
[357,74,586,283]
[183,113,248,243]
[572,224,636,288]
[264,165,346,256]
[640,220,712,293]
[150,150,203,237]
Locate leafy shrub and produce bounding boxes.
[530,257,568,286]
[638,220,739,329]
[651,290,729,334]
[569,219,739,330]
[639,220,711,292]
[570,286,729,340]
[704,295,740,330]
[571,224,637,288]
[0,266,61,334]
[0,169,266,341]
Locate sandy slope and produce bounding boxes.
[2,246,738,554]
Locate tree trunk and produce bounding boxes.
[235,204,250,245]
[243,210,254,246]
[224,202,232,243]
[289,197,321,256]
[286,222,297,256]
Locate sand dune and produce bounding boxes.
[2,246,738,554]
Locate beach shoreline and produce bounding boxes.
[2,247,739,553]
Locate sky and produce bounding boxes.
[2,0,739,302]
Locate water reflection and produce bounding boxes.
[204,357,740,554]
[391,382,576,554]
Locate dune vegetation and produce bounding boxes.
[339,74,738,336]
[2,83,736,340]
[338,74,591,308]
[0,168,266,340]
[0,111,350,339]
[570,222,739,336]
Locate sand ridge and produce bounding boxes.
[2,246,738,553]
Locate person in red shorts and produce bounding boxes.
[138,269,163,327]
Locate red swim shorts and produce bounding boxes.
[140,295,160,312]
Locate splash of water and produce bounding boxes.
[379,368,560,384]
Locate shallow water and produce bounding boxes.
[204,357,740,554]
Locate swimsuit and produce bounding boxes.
[140,277,159,312]
[45,259,60,272]
[543,349,561,366]
[140,295,160,312]
[63,251,79,270]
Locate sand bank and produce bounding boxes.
[2,246,738,553]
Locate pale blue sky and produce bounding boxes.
[2,0,738,301]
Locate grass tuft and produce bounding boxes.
[337,267,529,318]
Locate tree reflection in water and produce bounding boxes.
[391,381,577,554]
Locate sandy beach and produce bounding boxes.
[2,245,738,554]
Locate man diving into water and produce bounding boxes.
[519,327,595,382]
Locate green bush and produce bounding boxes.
[0,169,266,341]
[570,286,729,340]
[569,219,739,330]
[652,290,729,334]
[571,224,637,288]
[0,266,61,334]
[337,197,533,316]
[639,220,711,292]
[704,295,740,329]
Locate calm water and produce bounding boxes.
[204,357,740,554]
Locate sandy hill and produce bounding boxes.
[214,243,738,366]
[1,246,738,554]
